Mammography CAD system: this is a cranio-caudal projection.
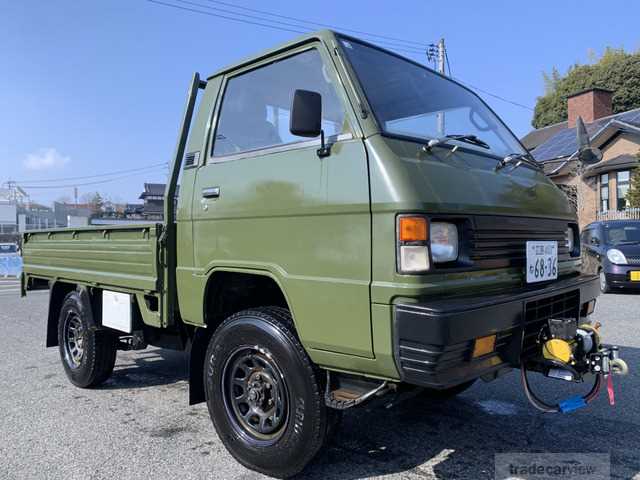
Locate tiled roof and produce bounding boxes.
[139,183,166,198]
[525,108,640,162]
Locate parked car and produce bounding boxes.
[0,242,21,278]
[0,243,18,255]
[581,220,640,292]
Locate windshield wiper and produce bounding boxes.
[425,134,491,151]
[495,152,542,172]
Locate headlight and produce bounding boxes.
[566,226,579,256]
[607,249,627,265]
[566,227,574,253]
[397,217,460,273]
[397,216,430,274]
[430,222,459,263]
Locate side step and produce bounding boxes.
[324,371,391,410]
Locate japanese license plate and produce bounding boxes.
[631,271,640,282]
[526,241,558,283]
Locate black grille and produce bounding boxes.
[521,290,580,358]
[469,216,571,269]
[627,256,640,265]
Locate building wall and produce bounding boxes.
[553,172,597,229]
[601,134,639,161]
[551,134,640,228]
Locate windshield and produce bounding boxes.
[604,222,640,245]
[340,39,526,158]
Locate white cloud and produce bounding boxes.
[24,147,70,171]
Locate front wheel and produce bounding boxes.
[599,270,611,293]
[204,307,330,478]
[57,291,117,387]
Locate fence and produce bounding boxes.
[596,208,640,221]
[0,255,22,278]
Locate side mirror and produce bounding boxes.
[290,89,321,137]
[290,89,330,157]
[576,116,602,166]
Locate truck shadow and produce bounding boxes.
[99,348,187,390]
[303,346,640,480]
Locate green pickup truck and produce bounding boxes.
[22,30,624,478]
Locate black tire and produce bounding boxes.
[204,307,329,478]
[57,290,117,388]
[599,270,611,294]
[419,379,476,401]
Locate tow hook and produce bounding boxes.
[520,318,629,413]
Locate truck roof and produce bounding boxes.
[206,29,338,81]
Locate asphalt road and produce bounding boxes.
[1,279,639,479]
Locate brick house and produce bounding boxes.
[522,88,640,229]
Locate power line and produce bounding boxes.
[197,0,431,49]
[147,0,534,111]
[12,162,169,184]
[18,167,168,189]
[454,79,535,111]
[147,0,427,55]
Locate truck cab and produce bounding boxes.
[176,30,590,383]
[23,30,624,479]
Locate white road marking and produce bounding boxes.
[413,449,455,478]
[476,400,518,416]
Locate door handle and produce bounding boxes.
[202,187,220,199]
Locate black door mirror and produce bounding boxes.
[290,89,322,137]
[290,89,331,157]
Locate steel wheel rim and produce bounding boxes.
[63,311,85,369]
[221,345,289,443]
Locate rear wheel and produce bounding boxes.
[204,307,330,478]
[57,291,117,388]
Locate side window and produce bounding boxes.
[581,229,590,245]
[213,49,346,157]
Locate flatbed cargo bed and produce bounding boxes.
[22,224,163,294]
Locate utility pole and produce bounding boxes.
[436,38,446,136]
[437,38,446,75]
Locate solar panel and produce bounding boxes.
[532,108,640,162]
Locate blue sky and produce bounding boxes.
[2,1,640,205]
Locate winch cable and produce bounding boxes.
[520,365,602,414]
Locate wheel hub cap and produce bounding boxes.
[63,312,85,369]
[222,346,289,442]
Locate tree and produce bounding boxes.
[533,47,640,128]
[80,192,104,215]
[627,158,640,209]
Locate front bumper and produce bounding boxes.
[605,264,640,290]
[393,274,600,389]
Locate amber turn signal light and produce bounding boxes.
[472,334,496,358]
[398,217,428,242]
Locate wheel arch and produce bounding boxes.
[188,268,294,405]
[47,282,98,348]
